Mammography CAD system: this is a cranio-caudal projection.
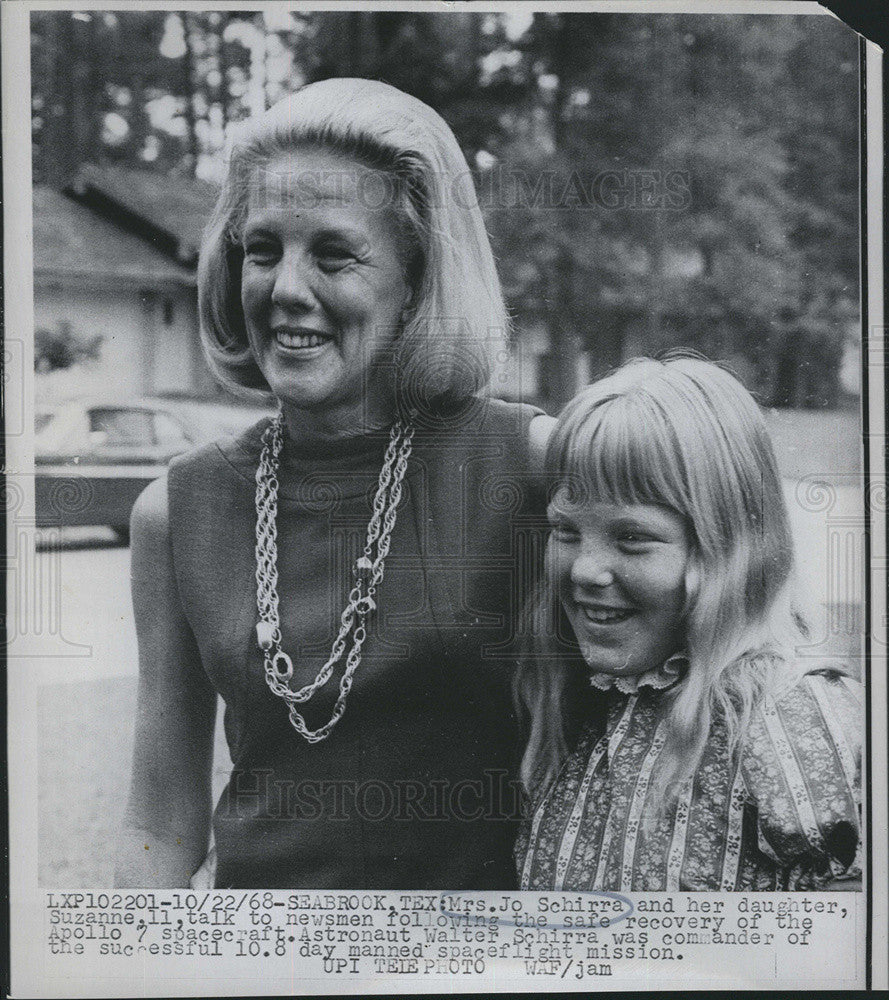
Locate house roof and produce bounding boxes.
[71,163,218,263]
[33,185,196,287]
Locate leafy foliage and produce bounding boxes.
[31,11,859,408]
[34,322,103,373]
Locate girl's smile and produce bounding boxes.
[548,491,691,676]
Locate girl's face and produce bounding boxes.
[547,488,691,676]
[240,147,411,427]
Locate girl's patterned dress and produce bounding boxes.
[517,662,862,891]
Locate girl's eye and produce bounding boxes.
[617,532,656,549]
[550,523,579,542]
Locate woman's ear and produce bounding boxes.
[394,269,414,327]
[402,275,420,315]
[684,557,701,611]
[399,296,414,328]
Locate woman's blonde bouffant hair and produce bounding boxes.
[198,77,509,410]
[516,353,811,806]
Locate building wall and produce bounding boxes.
[34,282,204,403]
[142,287,207,395]
[493,323,547,405]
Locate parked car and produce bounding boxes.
[35,396,271,536]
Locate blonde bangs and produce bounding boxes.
[547,389,692,521]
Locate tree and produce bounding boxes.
[483,12,858,409]
[34,322,103,374]
[30,10,859,408]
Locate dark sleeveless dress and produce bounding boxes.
[167,397,545,888]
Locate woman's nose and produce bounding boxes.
[569,551,615,588]
[271,250,316,311]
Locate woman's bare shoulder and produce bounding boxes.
[131,476,170,541]
[130,477,177,587]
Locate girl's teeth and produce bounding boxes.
[583,607,631,623]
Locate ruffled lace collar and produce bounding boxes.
[588,653,688,695]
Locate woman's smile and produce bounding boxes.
[272,325,335,353]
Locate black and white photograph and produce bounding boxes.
[4,1,885,994]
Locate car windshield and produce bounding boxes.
[89,408,155,446]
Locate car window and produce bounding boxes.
[89,408,154,447]
[153,412,191,447]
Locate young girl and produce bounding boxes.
[515,355,862,892]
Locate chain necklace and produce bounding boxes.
[254,408,414,743]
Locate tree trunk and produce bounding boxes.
[544,15,583,412]
[40,14,69,186]
[180,13,199,177]
[217,13,231,133]
[648,216,664,347]
[547,248,583,412]
[53,14,88,185]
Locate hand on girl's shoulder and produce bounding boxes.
[741,666,862,886]
[529,414,557,474]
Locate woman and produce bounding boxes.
[116,78,554,889]
[515,356,861,891]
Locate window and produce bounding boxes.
[153,412,191,447]
[89,408,154,447]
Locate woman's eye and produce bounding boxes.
[316,245,357,270]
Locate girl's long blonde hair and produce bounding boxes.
[516,353,810,804]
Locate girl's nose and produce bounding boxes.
[271,251,316,311]
[570,552,615,588]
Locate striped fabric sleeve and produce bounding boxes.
[740,669,862,885]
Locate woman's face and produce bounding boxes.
[547,488,691,676]
[240,147,412,426]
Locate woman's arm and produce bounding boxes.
[114,476,217,888]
